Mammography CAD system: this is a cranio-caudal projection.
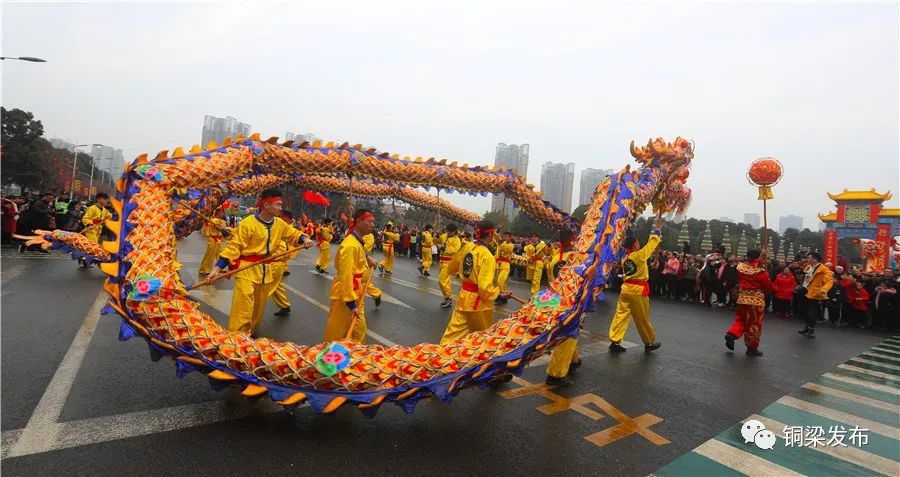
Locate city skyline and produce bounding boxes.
[201,115,251,146]
[779,214,804,233]
[578,168,614,207]
[743,213,760,228]
[490,142,530,221]
[540,161,575,213]
[4,2,895,229]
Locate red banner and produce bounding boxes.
[836,204,845,222]
[823,229,837,266]
[874,224,891,271]
[870,204,881,223]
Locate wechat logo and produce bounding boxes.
[742,419,776,450]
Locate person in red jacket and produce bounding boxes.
[725,249,775,356]
[849,280,870,328]
[772,266,796,317]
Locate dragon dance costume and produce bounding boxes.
[439,232,462,302]
[215,212,308,334]
[439,230,499,345]
[725,256,774,355]
[269,239,300,313]
[545,242,582,382]
[198,217,227,275]
[528,239,549,294]
[324,230,371,343]
[314,223,333,272]
[609,229,661,349]
[495,239,514,296]
[420,229,434,274]
[362,233,382,304]
[379,228,399,273]
[81,203,111,244]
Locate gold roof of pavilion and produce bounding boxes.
[826,189,893,202]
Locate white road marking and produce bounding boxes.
[7,291,108,458]
[280,282,394,347]
[307,269,414,309]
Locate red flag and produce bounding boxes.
[302,190,330,206]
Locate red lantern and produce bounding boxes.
[747,157,783,187]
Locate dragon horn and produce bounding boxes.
[629,140,642,159]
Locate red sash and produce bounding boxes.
[231,254,266,271]
[462,281,480,309]
[624,279,650,297]
[352,272,364,291]
[496,257,510,263]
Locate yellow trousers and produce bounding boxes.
[530,261,544,294]
[526,264,534,281]
[271,271,290,309]
[546,338,581,378]
[198,241,221,275]
[366,270,382,299]
[496,262,510,293]
[324,299,366,343]
[379,246,394,272]
[439,309,493,345]
[608,292,655,344]
[228,277,279,334]
[438,262,453,299]
[422,250,433,270]
[315,243,330,270]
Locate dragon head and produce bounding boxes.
[629,136,694,216]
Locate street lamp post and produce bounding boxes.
[69,143,102,200]
[0,56,47,62]
[87,144,106,197]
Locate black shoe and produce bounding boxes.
[609,342,627,353]
[798,327,810,335]
[746,348,763,357]
[274,307,291,316]
[545,375,573,386]
[440,298,453,309]
[725,333,736,351]
[569,359,583,374]
[645,342,662,353]
[373,296,381,307]
[18,243,26,254]
[377,264,384,273]
[314,266,324,273]
[491,374,513,384]
[283,270,291,276]
[198,272,209,276]
[417,266,424,275]
[805,329,815,339]
[424,270,431,276]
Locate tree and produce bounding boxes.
[510,213,553,239]
[571,204,589,221]
[403,206,437,229]
[482,210,509,229]
[1,107,54,189]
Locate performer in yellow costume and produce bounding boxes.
[608,212,664,353]
[439,220,499,345]
[207,189,314,335]
[198,209,229,276]
[438,223,462,308]
[270,238,301,316]
[314,218,334,274]
[323,209,378,343]
[377,222,399,275]
[78,193,113,268]
[362,231,382,307]
[523,238,535,282]
[543,229,584,385]
[527,234,548,295]
[494,231,515,305]
[418,224,434,276]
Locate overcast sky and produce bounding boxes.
[3,1,898,228]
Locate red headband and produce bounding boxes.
[351,212,375,229]
[256,196,282,208]
[475,227,494,240]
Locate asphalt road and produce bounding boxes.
[0,235,891,476]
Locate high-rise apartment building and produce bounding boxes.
[578,168,613,207]
[540,162,575,213]
[90,145,126,181]
[743,213,760,228]
[490,143,530,221]
[285,132,319,144]
[778,215,804,233]
[201,115,251,146]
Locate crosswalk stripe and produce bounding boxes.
[851,357,900,372]
[752,414,899,477]
[837,364,900,384]
[801,383,900,414]
[776,396,900,439]
[862,351,900,363]
[693,439,802,476]
[822,372,900,396]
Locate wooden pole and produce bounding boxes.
[177,201,230,234]
[188,245,303,290]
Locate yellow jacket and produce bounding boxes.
[805,263,834,301]
[382,231,399,251]
[363,233,375,254]
[330,233,369,306]
[526,241,548,265]
[547,250,571,282]
[217,215,307,284]
[438,232,447,246]
[620,232,661,296]
[316,224,333,244]
[203,218,227,243]
[81,204,112,242]
[450,241,498,311]
[496,241,514,259]
[421,231,434,248]
[441,235,461,263]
